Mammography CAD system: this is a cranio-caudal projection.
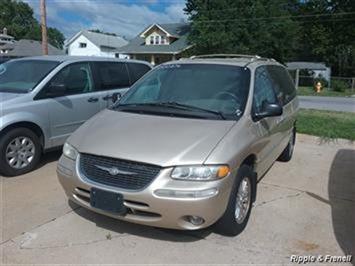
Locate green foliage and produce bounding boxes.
[331,80,349,92]
[292,0,355,76]
[185,0,355,76]
[297,109,355,140]
[0,0,65,48]
[184,0,300,63]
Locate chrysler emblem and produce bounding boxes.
[94,165,137,176]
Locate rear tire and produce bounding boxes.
[214,165,254,236]
[278,128,296,162]
[0,128,42,176]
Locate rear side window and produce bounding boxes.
[127,63,151,85]
[267,65,296,105]
[95,62,130,90]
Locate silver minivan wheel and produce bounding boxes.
[6,136,35,169]
[235,177,251,224]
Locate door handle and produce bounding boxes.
[87,97,99,103]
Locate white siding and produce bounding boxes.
[145,29,169,45]
[68,35,101,56]
[67,35,121,58]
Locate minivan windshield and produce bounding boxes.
[116,63,251,120]
[0,60,60,93]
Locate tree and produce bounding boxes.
[0,0,65,49]
[293,0,355,76]
[184,0,300,63]
[185,0,355,76]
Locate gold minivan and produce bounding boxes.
[57,55,298,236]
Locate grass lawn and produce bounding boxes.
[297,109,355,141]
[297,86,355,97]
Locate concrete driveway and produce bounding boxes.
[1,134,354,265]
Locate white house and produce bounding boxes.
[65,30,128,58]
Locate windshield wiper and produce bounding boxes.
[159,101,226,120]
[115,102,226,120]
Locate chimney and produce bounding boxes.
[3,27,7,35]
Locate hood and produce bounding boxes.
[0,92,23,103]
[69,109,236,167]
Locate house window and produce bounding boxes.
[155,36,159,45]
[79,42,87,48]
[161,35,166,44]
[150,36,154,45]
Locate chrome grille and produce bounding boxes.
[80,153,161,190]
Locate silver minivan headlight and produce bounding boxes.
[63,143,78,161]
[171,165,230,181]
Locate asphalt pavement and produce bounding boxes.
[299,96,355,113]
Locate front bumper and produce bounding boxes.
[57,155,235,230]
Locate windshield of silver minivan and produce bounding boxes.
[0,60,60,93]
[117,64,251,119]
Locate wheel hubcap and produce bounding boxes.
[235,177,251,224]
[5,136,35,169]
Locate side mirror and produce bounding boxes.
[112,92,121,103]
[46,83,66,98]
[254,103,283,120]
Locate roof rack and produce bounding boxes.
[189,54,275,62]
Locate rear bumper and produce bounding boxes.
[57,155,235,230]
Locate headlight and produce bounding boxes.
[171,165,230,181]
[63,143,78,160]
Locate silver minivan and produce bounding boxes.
[57,55,298,236]
[0,56,152,176]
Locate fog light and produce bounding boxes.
[187,215,205,226]
[154,188,218,198]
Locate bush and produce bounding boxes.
[331,80,349,92]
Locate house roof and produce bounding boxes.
[65,30,128,49]
[0,39,64,57]
[117,23,192,55]
[286,62,328,70]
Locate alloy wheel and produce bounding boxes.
[5,136,36,169]
[235,177,251,224]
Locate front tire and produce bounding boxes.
[214,165,254,236]
[0,128,42,176]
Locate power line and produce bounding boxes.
[192,17,355,26]
[191,11,355,24]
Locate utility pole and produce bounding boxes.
[40,0,48,55]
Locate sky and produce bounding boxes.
[25,0,187,40]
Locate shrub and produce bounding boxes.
[331,80,349,92]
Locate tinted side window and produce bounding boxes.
[253,66,277,114]
[49,62,94,96]
[127,63,151,85]
[96,62,130,90]
[267,65,296,105]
